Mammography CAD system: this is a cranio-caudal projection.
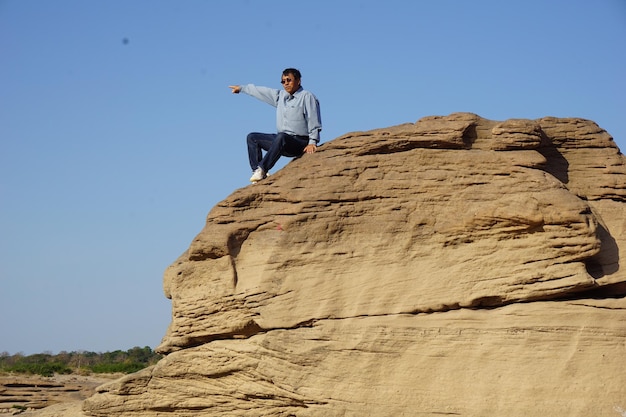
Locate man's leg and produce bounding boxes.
[247,132,276,171]
[261,132,309,172]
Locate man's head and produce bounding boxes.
[281,68,302,94]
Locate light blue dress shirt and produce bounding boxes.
[240,84,322,144]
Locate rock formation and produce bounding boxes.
[84,113,626,417]
[0,374,111,415]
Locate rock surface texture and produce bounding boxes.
[0,374,112,416]
[84,114,626,417]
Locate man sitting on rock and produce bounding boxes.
[229,68,322,183]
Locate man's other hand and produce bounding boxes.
[303,144,317,154]
[228,85,241,94]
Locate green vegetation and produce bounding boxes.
[0,346,161,377]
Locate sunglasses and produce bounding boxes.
[281,78,294,84]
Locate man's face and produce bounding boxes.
[281,74,301,95]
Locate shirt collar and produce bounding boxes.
[287,86,304,98]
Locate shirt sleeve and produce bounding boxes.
[240,84,280,107]
[303,92,322,144]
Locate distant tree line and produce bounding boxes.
[0,346,161,377]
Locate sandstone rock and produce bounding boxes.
[0,374,108,416]
[19,401,88,417]
[84,114,626,417]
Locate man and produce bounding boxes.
[229,68,322,183]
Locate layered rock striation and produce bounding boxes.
[0,374,112,416]
[85,113,626,417]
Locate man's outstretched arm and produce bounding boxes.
[228,84,279,107]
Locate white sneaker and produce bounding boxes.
[249,167,266,182]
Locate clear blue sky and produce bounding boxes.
[1,0,625,355]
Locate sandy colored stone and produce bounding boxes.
[85,300,626,417]
[82,114,626,417]
[0,374,112,416]
[17,402,88,417]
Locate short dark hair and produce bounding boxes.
[282,68,301,80]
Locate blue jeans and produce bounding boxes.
[246,132,309,172]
